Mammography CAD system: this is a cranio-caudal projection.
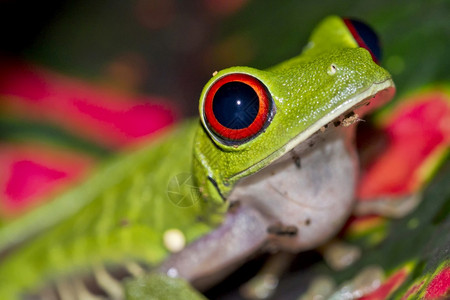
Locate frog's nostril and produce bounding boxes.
[328,64,337,75]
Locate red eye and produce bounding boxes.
[204,73,273,143]
[343,18,382,64]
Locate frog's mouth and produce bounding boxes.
[227,79,395,183]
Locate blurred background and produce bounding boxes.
[0,0,449,299]
[1,0,449,116]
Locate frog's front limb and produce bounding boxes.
[159,126,359,292]
[157,203,270,288]
[228,126,359,252]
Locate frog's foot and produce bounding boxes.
[319,239,361,271]
[158,204,269,288]
[298,275,336,300]
[239,252,295,300]
[354,193,422,218]
[328,265,384,300]
[93,263,126,299]
[73,278,105,300]
[54,277,107,300]
[27,261,144,300]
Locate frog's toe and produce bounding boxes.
[354,193,422,218]
[328,265,384,300]
[240,273,279,300]
[297,275,336,300]
[239,252,295,300]
[320,239,361,271]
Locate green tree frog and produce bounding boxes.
[0,16,395,299]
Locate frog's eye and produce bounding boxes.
[344,18,381,64]
[204,73,273,143]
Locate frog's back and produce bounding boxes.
[0,121,220,299]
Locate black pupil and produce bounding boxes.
[212,81,260,130]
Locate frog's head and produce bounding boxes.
[193,16,395,206]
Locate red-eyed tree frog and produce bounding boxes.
[0,16,395,299]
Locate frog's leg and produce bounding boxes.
[157,203,270,289]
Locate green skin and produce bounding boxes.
[0,16,394,299]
